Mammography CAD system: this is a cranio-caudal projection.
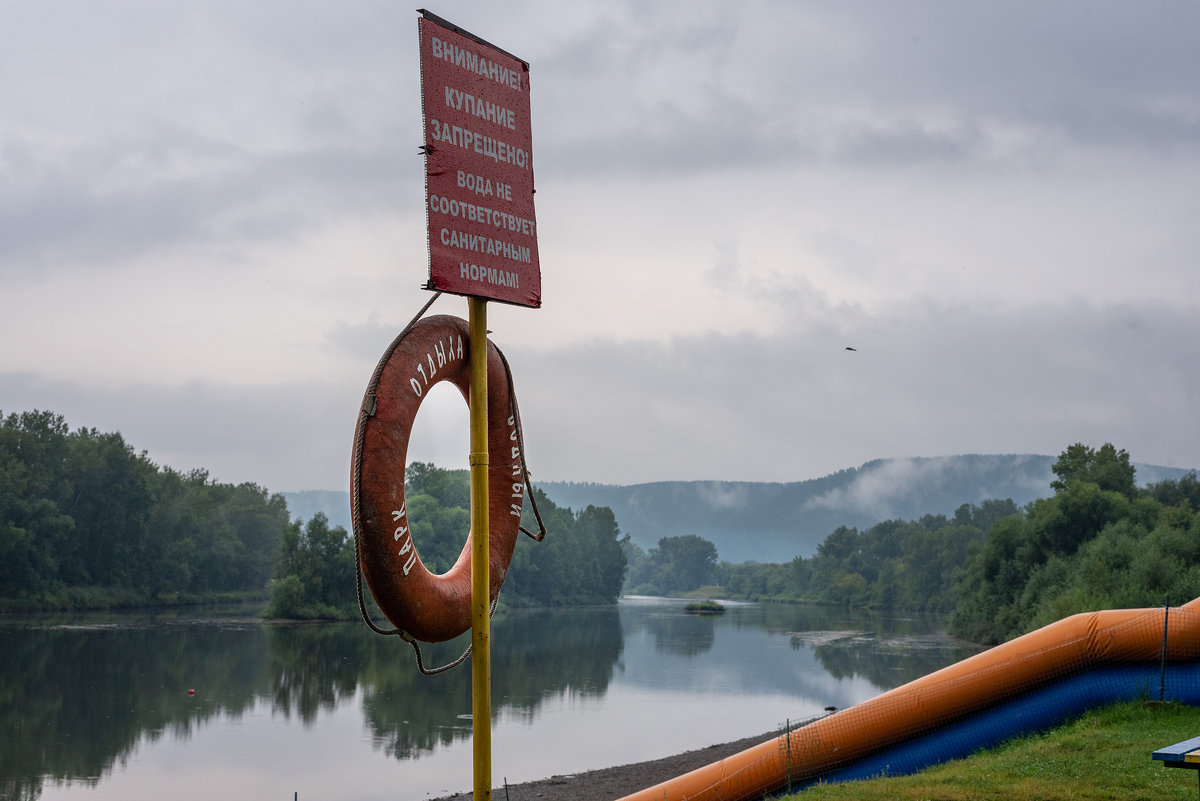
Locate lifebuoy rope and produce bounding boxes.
[349,292,547,675]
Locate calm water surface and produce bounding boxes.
[2,597,981,801]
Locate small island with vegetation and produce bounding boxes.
[684,599,725,615]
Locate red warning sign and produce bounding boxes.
[419,11,541,308]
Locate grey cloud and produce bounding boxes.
[4,1,1198,495]
[323,312,409,360]
[7,0,1195,278]
[0,371,356,493]
[1,3,418,272]
[705,239,743,289]
[4,297,1198,492]
[802,455,1051,520]
[847,2,1198,102]
[505,298,1200,484]
[696,482,751,510]
[535,95,995,179]
[0,130,413,270]
[531,1,1200,179]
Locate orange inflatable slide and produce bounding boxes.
[615,597,1200,801]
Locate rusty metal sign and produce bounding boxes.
[418,10,541,308]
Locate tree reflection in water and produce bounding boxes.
[0,604,627,801]
[1,602,963,800]
[621,606,718,657]
[800,630,981,686]
[360,605,623,758]
[0,615,269,801]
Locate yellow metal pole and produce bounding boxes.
[468,296,491,801]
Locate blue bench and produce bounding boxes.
[1153,735,1200,799]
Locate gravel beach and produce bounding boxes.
[426,728,779,801]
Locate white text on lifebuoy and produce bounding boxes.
[409,333,465,398]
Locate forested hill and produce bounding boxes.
[538,455,1194,564]
[284,454,1193,565]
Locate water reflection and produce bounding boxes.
[0,601,976,800]
[801,630,982,688]
[1,615,269,801]
[634,609,718,656]
[268,624,364,725]
[359,606,624,759]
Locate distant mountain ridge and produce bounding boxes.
[283,454,1194,565]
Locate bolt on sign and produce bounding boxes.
[418,10,541,308]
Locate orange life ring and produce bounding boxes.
[351,314,525,643]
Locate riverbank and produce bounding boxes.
[426,728,780,801]
[430,701,1200,801]
[0,588,268,613]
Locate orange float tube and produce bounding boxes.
[616,596,1200,801]
[351,314,525,643]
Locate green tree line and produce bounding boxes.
[267,462,628,618]
[713,499,1019,612]
[1,410,288,607]
[622,504,1016,609]
[1,412,629,616]
[265,511,356,619]
[392,462,628,607]
[2,412,628,613]
[261,443,1200,638]
[951,443,1200,643]
[625,534,720,595]
[681,442,1200,647]
[11,409,1194,646]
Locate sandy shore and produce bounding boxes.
[426,728,779,801]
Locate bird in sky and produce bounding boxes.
[844,346,857,352]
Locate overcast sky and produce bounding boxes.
[3,1,1198,492]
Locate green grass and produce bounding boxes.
[780,700,1200,801]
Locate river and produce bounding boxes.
[1,597,981,801]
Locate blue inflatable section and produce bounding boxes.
[803,662,1200,788]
